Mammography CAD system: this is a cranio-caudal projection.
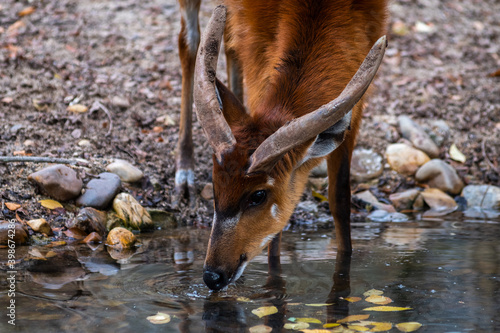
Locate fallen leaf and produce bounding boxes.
[251,306,278,318]
[392,21,409,36]
[344,296,362,303]
[396,322,422,332]
[337,314,370,323]
[365,295,393,305]
[363,289,384,297]
[449,144,466,163]
[47,241,67,247]
[5,202,21,211]
[67,104,88,113]
[367,322,393,332]
[312,190,328,202]
[7,20,26,34]
[249,324,272,333]
[284,322,309,330]
[2,97,13,103]
[39,199,63,209]
[294,318,322,324]
[18,6,36,17]
[45,251,57,258]
[348,324,370,332]
[322,323,340,328]
[146,312,171,324]
[298,330,331,333]
[236,297,252,302]
[83,232,102,243]
[488,69,500,77]
[28,248,46,259]
[363,306,412,312]
[305,303,332,307]
[63,228,87,240]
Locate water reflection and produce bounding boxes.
[0,220,499,332]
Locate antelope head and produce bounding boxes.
[194,6,386,291]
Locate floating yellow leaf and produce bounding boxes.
[5,202,21,210]
[365,295,392,305]
[67,104,88,113]
[236,297,252,302]
[305,303,332,307]
[344,296,362,303]
[47,241,66,247]
[295,318,322,324]
[337,314,370,323]
[449,144,466,163]
[39,199,63,209]
[363,306,411,312]
[359,321,393,332]
[363,289,384,297]
[284,322,309,330]
[323,323,340,328]
[45,251,57,258]
[146,312,171,324]
[396,322,422,332]
[28,248,46,260]
[251,306,278,318]
[348,324,370,332]
[249,324,272,333]
[312,190,328,202]
[299,330,331,333]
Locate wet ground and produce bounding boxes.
[1,218,499,332]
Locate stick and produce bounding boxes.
[0,156,90,165]
[481,138,499,174]
[90,100,113,137]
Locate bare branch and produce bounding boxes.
[0,156,90,166]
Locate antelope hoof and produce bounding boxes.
[173,168,196,209]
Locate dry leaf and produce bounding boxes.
[365,295,393,305]
[369,322,393,332]
[396,322,422,332]
[18,6,36,17]
[236,297,252,302]
[363,289,384,297]
[305,303,332,307]
[363,306,411,312]
[29,248,46,259]
[337,314,370,323]
[146,312,171,324]
[39,199,63,209]
[284,322,309,330]
[488,69,500,77]
[348,324,370,332]
[294,317,322,324]
[298,330,331,333]
[63,228,87,240]
[249,324,272,333]
[5,202,21,211]
[344,296,362,303]
[45,251,57,258]
[322,323,340,328]
[67,104,88,113]
[47,241,67,247]
[251,306,278,318]
[449,144,466,163]
[312,190,328,202]
[2,97,14,103]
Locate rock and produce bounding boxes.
[0,221,28,245]
[385,143,430,176]
[111,96,130,109]
[106,227,136,250]
[429,119,451,147]
[148,209,177,229]
[398,115,440,158]
[353,190,395,212]
[351,148,384,182]
[113,193,153,230]
[106,212,123,231]
[463,207,500,220]
[389,189,421,211]
[420,188,457,213]
[415,159,464,195]
[310,159,328,177]
[76,172,121,209]
[461,185,500,210]
[28,164,83,201]
[367,210,409,222]
[83,232,102,244]
[78,139,91,147]
[27,218,53,235]
[106,159,143,183]
[201,183,214,200]
[68,207,107,236]
[297,200,319,213]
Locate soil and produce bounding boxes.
[1,0,499,227]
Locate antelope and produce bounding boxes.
[175,0,387,291]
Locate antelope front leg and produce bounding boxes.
[174,0,201,208]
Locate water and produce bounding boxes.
[1,220,499,332]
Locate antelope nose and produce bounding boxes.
[203,268,228,291]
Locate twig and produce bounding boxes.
[0,156,90,166]
[481,138,499,174]
[91,100,113,137]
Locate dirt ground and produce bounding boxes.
[1,0,499,226]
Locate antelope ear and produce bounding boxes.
[300,110,352,165]
[215,79,249,126]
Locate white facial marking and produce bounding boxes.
[231,261,248,284]
[260,234,276,248]
[267,177,275,187]
[271,204,279,219]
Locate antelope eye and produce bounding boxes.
[248,190,267,207]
